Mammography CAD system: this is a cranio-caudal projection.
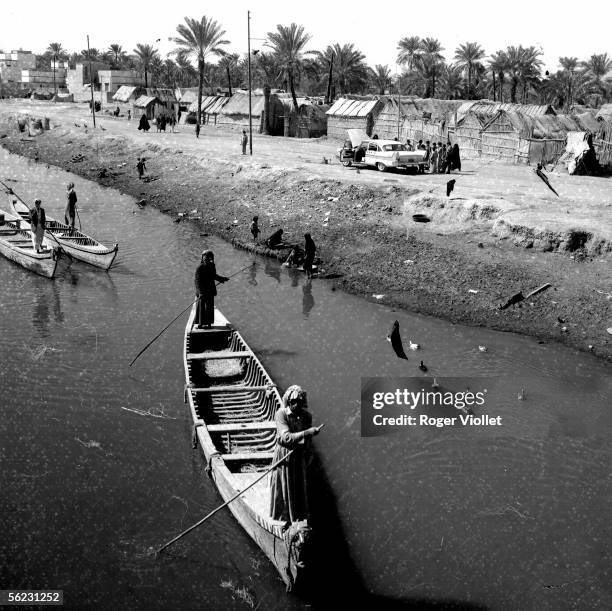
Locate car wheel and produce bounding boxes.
[341,160,352,167]
[376,162,386,172]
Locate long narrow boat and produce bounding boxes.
[0,211,59,278]
[183,304,310,591]
[4,187,118,270]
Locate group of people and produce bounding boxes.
[27,183,78,253]
[409,139,462,173]
[193,249,321,524]
[155,113,176,133]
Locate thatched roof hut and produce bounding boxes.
[113,85,145,105]
[187,95,230,124]
[594,118,612,167]
[481,110,579,165]
[326,97,382,140]
[276,96,329,137]
[215,91,284,134]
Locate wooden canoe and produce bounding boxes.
[5,189,118,270]
[183,304,310,591]
[0,211,59,278]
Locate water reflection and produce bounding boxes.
[264,258,282,283]
[247,260,258,286]
[302,279,315,318]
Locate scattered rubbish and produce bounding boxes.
[468,289,479,294]
[561,326,569,333]
[412,214,430,223]
[404,259,415,265]
[372,294,384,300]
[478,345,488,352]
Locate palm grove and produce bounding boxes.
[40,18,612,112]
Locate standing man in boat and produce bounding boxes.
[194,250,229,328]
[29,199,46,253]
[270,385,322,523]
[65,182,77,233]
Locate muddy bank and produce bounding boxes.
[1,114,610,361]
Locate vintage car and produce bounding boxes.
[337,129,427,173]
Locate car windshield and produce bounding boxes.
[382,143,407,152]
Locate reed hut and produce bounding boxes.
[481,110,579,165]
[596,103,612,121]
[278,97,328,138]
[113,85,146,111]
[187,95,230,124]
[371,97,407,140]
[133,95,160,120]
[594,118,612,167]
[216,91,284,134]
[326,97,382,140]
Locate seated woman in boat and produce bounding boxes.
[269,385,322,524]
[264,228,283,249]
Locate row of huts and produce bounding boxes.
[110,85,611,167]
[325,96,612,167]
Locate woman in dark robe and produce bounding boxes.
[449,143,461,172]
[303,233,316,278]
[269,386,321,523]
[138,113,150,132]
[194,250,228,327]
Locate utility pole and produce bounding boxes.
[247,11,253,155]
[52,54,56,99]
[87,35,96,128]
[397,71,401,141]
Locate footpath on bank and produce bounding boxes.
[0,102,610,361]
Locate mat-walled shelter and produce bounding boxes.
[326,97,382,140]
[112,85,146,111]
[594,117,612,167]
[187,95,230,124]
[277,96,329,137]
[481,110,579,165]
[215,91,284,134]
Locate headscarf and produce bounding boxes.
[201,249,213,262]
[67,182,74,190]
[282,385,308,409]
[34,199,41,205]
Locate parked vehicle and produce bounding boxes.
[337,129,427,173]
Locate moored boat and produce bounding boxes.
[183,304,311,591]
[0,211,60,278]
[3,185,118,270]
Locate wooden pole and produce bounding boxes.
[87,35,96,128]
[397,71,401,141]
[156,448,297,555]
[247,11,253,155]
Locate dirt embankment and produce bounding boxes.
[0,109,610,361]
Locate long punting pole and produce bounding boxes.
[247,11,253,156]
[156,448,297,555]
[87,35,96,128]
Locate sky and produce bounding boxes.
[1,0,611,74]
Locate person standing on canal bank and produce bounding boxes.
[303,233,316,278]
[250,216,260,241]
[30,199,46,253]
[269,385,322,523]
[136,157,146,180]
[65,182,77,232]
[241,130,248,155]
[194,250,229,328]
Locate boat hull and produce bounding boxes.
[0,220,58,278]
[183,304,307,591]
[5,192,118,270]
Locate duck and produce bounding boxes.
[418,361,428,372]
[409,341,420,350]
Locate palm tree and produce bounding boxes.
[133,43,159,87]
[397,36,421,72]
[108,44,125,68]
[175,52,197,87]
[313,43,368,97]
[582,53,612,104]
[218,52,240,95]
[47,42,64,93]
[81,48,100,61]
[419,38,445,98]
[488,51,507,102]
[440,64,464,99]
[559,56,579,110]
[454,42,485,99]
[371,64,392,95]
[172,16,229,129]
[503,45,543,103]
[266,23,312,112]
[149,54,164,87]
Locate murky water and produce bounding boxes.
[1,148,610,610]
